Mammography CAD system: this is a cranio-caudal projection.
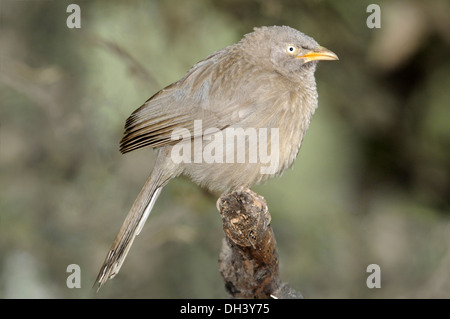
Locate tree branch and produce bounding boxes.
[217,187,303,299]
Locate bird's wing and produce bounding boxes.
[119,48,260,154]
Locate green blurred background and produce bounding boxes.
[1,0,449,298]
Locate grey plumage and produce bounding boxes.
[96,25,338,289]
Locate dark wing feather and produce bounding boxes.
[119,47,258,154]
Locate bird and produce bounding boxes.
[95,25,338,289]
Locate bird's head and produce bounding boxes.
[240,26,338,81]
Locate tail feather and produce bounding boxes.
[95,171,163,290]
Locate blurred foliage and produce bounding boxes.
[0,0,449,298]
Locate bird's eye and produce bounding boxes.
[286,45,297,54]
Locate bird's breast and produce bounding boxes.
[180,71,319,191]
[266,83,319,176]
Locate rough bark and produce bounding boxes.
[217,187,303,299]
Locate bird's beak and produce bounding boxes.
[297,46,339,63]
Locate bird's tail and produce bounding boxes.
[95,170,164,290]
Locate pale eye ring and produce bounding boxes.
[287,45,296,54]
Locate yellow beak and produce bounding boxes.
[297,46,339,62]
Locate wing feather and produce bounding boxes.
[119,46,258,154]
